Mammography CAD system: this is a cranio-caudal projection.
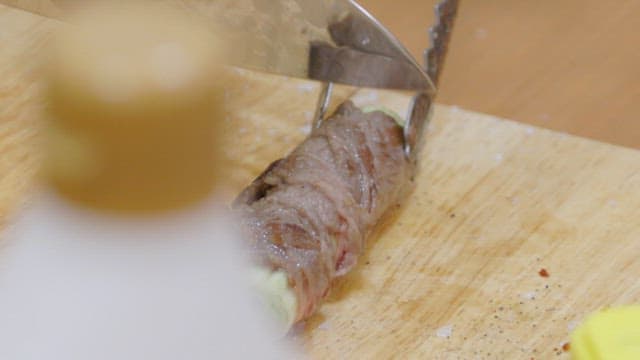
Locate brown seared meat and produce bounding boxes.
[234,101,413,321]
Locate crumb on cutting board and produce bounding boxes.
[538,268,550,278]
[436,325,453,339]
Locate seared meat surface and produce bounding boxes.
[234,102,412,321]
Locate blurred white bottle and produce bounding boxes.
[0,4,298,359]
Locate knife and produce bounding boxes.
[18,0,458,157]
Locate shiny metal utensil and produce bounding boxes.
[308,0,458,158]
[29,0,458,157]
[215,0,454,141]
[31,0,434,92]
[404,0,459,158]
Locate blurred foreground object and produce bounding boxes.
[44,2,225,212]
[571,306,640,360]
[0,2,297,359]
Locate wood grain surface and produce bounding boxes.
[0,4,58,223]
[2,3,640,359]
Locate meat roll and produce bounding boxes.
[234,101,413,325]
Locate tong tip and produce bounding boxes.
[424,0,459,87]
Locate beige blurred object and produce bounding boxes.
[43,3,226,212]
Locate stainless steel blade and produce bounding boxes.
[28,0,435,92]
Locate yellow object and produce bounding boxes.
[250,267,298,332]
[43,3,226,212]
[571,306,640,360]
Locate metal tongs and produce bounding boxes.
[304,0,459,159]
[219,0,459,160]
[28,0,458,158]
[220,0,459,160]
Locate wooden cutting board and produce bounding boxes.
[2,4,640,359]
